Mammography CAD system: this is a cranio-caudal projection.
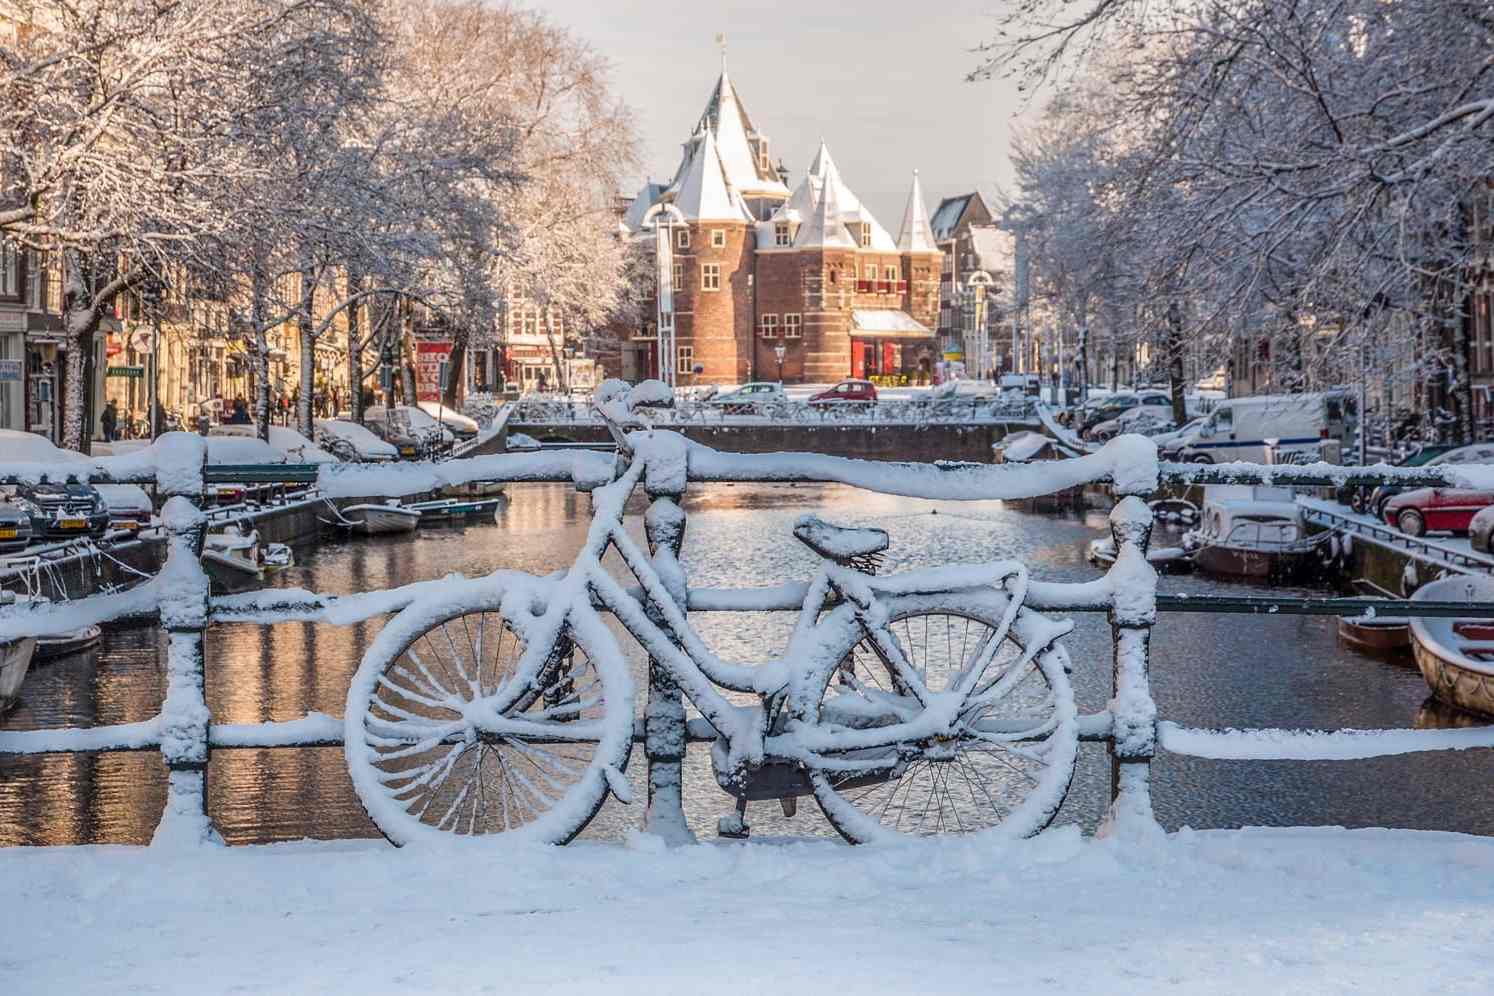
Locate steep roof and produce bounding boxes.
[793,161,857,250]
[896,171,938,253]
[691,70,788,198]
[930,190,994,242]
[671,127,751,223]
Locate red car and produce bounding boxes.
[809,380,878,407]
[1382,487,1494,537]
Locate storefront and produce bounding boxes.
[0,311,24,431]
[849,310,936,384]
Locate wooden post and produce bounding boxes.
[640,475,695,845]
[1099,492,1162,840]
[150,446,222,848]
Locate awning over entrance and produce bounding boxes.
[850,309,932,340]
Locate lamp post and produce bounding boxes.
[965,270,994,383]
[642,201,687,390]
[774,342,786,382]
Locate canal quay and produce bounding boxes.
[5,473,1494,847]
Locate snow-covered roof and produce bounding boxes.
[896,171,938,253]
[670,127,752,224]
[968,226,1011,271]
[787,141,900,251]
[709,70,788,198]
[931,191,994,243]
[851,309,932,336]
[794,162,858,250]
[621,181,668,233]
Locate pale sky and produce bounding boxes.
[528,0,1036,227]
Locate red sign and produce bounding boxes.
[106,334,125,358]
[415,340,453,402]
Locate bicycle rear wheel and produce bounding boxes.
[345,584,633,845]
[807,589,1077,843]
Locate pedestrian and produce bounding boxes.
[100,399,118,442]
[227,397,251,424]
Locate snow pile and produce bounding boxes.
[316,449,616,498]
[6,827,1494,994]
[0,429,206,493]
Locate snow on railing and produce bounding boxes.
[4,428,1494,849]
[508,396,1041,427]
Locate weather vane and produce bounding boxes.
[715,32,726,68]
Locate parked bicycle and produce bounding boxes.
[344,381,1079,845]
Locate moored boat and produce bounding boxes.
[338,502,422,535]
[1336,614,1410,654]
[1086,537,1193,573]
[0,634,36,713]
[34,623,102,661]
[201,525,265,593]
[1409,575,1494,718]
[1186,486,1325,581]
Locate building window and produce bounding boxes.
[671,261,684,292]
[774,222,790,247]
[0,243,19,300]
[884,265,897,282]
[676,228,690,250]
[677,344,693,375]
[520,308,538,337]
[711,229,726,248]
[701,263,721,292]
[760,314,779,338]
[784,314,802,339]
[858,224,871,247]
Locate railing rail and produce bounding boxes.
[4,429,1494,847]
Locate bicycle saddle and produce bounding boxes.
[793,515,890,562]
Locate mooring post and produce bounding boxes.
[1099,492,1162,840]
[640,450,695,845]
[151,449,222,848]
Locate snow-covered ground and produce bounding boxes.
[7,826,1494,994]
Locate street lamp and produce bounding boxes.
[642,201,687,389]
[964,270,994,383]
[774,342,786,382]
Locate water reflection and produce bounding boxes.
[4,483,1494,847]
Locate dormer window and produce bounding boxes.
[858,224,872,248]
[774,222,790,247]
[758,143,770,172]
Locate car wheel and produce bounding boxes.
[1397,508,1425,537]
[1190,454,1213,465]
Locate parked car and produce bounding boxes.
[95,484,154,533]
[0,498,34,553]
[1080,391,1171,437]
[1162,390,1352,464]
[365,405,454,457]
[1383,487,1494,536]
[15,481,110,539]
[315,419,399,462]
[1089,405,1179,442]
[416,401,480,441]
[1360,443,1494,520]
[808,380,878,407]
[362,419,423,460]
[708,382,786,414]
[1470,505,1494,555]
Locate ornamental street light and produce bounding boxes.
[642,201,687,390]
[774,342,786,382]
[964,270,994,383]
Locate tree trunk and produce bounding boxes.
[60,250,102,454]
[443,328,467,409]
[542,308,567,395]
[250,262,272,441]
[1166,300,1187,426]
[346,268,363,422]
[399,298,417,404]
[297,263,316,437]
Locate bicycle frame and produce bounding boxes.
[486,434,1052,780]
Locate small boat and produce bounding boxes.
[1336,580,1411,655]
[0,591,36,713]
[34,623,102,661]
[1086,537,1193,573]
[201,525,265,593]
[262,543,294,571]
[1149,497,1200,526]
[1186,486,1325,581]
[322,500,421,536]
[995,431,1088,513]
[404,496,505,524]
[1409,575,1494,718]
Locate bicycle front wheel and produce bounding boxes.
[345,583,633,846]
[807,589,1078,843]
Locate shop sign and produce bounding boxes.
[0,359,21,382]
[415,340,452,402]
[106,365,146,379]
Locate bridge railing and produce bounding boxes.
[3,431,1494,847]
[509,395,1041,426]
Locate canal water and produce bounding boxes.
[3,483,1491,847]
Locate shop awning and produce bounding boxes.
[851,310,933,340]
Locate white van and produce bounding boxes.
[1164,391,1351,464]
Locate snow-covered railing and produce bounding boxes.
[5,429,1494,848]
[508,396,1041,427]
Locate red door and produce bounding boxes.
[883,342,897,376]
[851,340,866,379]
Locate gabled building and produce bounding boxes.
[618,70,942,385]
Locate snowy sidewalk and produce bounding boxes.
[7,826,1494,994]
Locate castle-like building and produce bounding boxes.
[619,70,941,385]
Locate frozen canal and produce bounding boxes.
[3,483,1492,846]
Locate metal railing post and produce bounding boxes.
[151,456,221,848]
[1099,491,1162,840]
[640,465,695,845]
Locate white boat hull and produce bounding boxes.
[1,637,37,712]
[343,505,421,535]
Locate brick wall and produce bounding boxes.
[676,220,752,384]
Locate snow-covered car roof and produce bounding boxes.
[315,419,399,459]
[364,405,455,441]
[95,484,153,513]
[206,436,288,465]
[416,401,480,434]
[0,429,88,465]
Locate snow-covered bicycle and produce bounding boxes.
[344,382,1079,845]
